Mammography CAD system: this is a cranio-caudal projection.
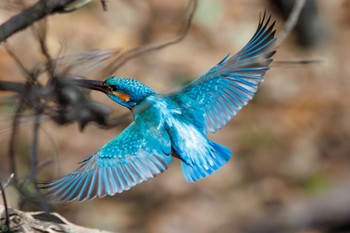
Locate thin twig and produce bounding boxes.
[2,174,14,190]
[8,93,27,182]
[273,59,323,66]
[34,19,57,81]
[101,0,108,11]
[272,0,306,49]
[0,181,10,232]
[27,110,52,213]
[30,112,42,178]
[104,0,198,75]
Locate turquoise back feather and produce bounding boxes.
[172,13,276,133]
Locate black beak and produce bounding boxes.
[70,79,111,94]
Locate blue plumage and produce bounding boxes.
[42,13,276,201]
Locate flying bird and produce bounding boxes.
[43,13,276,201]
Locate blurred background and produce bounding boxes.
[0,0,350,232]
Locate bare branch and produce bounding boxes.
[0,0,76,42]
[0,205,115,233]
[0,81,26,93]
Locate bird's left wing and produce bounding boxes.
[41,117,172,201]
[170,13,276,133]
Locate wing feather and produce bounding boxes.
[40,113,172,201]
[171,12,276,133]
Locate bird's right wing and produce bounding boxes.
[170,12,276,133]
[41,115,172,201]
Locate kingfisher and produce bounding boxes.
[43,13,276,201]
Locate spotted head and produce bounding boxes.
[74,76,156,109]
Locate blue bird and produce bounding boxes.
[43,13,276,201]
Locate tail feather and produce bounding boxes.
[182,142,231,182]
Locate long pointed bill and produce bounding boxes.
[71,79,111,94]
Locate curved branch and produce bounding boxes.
[0,0,76,42]
[273,0,306,48]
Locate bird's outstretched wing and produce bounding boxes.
[171,12,276,133]
[41,116,172,201]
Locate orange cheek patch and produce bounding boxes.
[113,92,130,102]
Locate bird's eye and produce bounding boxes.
[107,86,114,92]
[102,82,114,92]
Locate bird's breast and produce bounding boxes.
[165,115,210,165]
[135,96,210,165]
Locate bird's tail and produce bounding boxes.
[181,141,231,182]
